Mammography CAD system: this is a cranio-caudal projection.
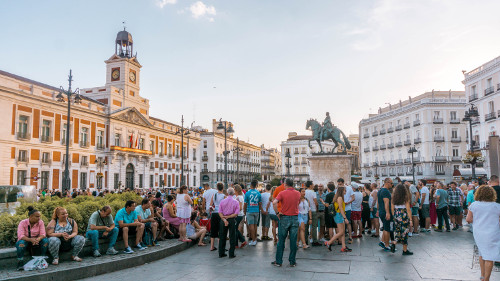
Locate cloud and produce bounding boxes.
[189,1,216,21]
[156,0,177,9]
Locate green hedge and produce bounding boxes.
[0,192,142,247]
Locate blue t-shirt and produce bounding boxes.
[377,187,391,215]
[114,207,138,225]
[244,189,262,213]
[436,189,449,209]
[466,189,475,205]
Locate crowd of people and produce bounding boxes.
[17,176,500,280]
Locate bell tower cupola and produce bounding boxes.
[115,28,134,58]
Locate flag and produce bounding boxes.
[129,133,133,148]
[135,135,138,148]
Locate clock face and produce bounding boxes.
[111,68,120,81]
[129,70,136,83]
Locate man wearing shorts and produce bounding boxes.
[419,180,430,232]
[260,184,273,240]
[377,178,394,252]
[447,182,463,230]
[115,200,146,254]
[244,180,262,246]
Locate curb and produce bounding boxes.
[1,241,193,281]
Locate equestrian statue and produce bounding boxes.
[306,112,351,154]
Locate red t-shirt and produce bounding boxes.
[276,187,300,216]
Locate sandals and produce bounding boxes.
[324,241,332,251]
[348,238,353,244]
[198,243,207,246]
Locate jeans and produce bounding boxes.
[86,228,119,250]
[219,218,236,257]
[16,238,49,260]
[235,216,245,243]
[436,206,450,230]
[275,215,298,265]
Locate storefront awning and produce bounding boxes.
[453,168,488,177]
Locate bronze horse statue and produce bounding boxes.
[306,119,351,153]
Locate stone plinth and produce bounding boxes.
[307,154,353,186]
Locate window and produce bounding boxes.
[452,128,458,138]
[175,175,179,187]
[436,146,442,156]
[452,148,459,157]
[405,117,409,123]
[41,120,51,142]
[80,172,87,190]
[471,85,476,95]
[114,173,119,189]
[18,115,29,139]
[450,111,457,120]
[81,155,88,166]
[364,128,368,134]
[192,148,197,160]
[487,78,492,88]
[416,131,420,138]
[18,150,28,162]
[159,175,164,187]
[453,165,460,170]
[42,152,50,163]
[168,143,172,155]
[434,128,441,136]
[159,142,164,155]
[114,133,121,147]
[150,175,154,188]
[175,145,179,156]
[193,176,196,187]
[167,175,171,187]
[41,171,49,190]
[414,114,420,121]
[80,127,89,146]
[406,134,410,141]
[488,101,495,113]
[203,140,207,148]
[97,130,104,148]
[149,140,155,153]
[433,111,440,119]
[436,165,444,173]
[17,170,27,185]
[139,138,145,150]
[381,124,385,130]
[203,163,207,170]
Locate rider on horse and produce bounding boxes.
[320,112,334,142]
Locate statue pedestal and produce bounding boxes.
[307,154,353,186]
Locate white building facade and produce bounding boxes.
[359,91,468,183]
[463,56,500,177]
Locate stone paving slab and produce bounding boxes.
[81,226,500,281]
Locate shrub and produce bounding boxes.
[0,192,142,247]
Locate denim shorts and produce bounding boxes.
[334,213,344,224]
[246,212,260,225]
[411,207,419,217]
[261,214,271,228]
[298,213,308,225]
[270,214,279,221]
[345,210,351,221]
[370,207,378,219]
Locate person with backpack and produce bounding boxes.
[46,207,86,265]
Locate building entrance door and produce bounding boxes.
[126,163,134,189]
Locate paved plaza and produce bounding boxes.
[82,227,499,281]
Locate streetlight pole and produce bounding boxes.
[56,70,82,193]
[217,119,234,189]
[408,146,417,184]
[285,148,291,177]
[463,104,479,180]
[177,115,190,186]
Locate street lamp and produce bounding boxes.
[176,115,190,186]
[217,119,234,189]
[462,104,479,180]
[94,157,107,189]
[232,137,242,184]
[408,146,417,184]
[285,148,291,177]
[56,70,82,193]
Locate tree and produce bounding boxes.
[270,178,281,186]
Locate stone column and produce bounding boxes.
[488,135,499,177]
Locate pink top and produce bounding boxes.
[17,218,46,241]
[219,196,240,216]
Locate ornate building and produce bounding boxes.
[260,146,282,183]
[0,29,201,191]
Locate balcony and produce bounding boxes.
[406,171,413,176]
[413,120,420,127]
[96,143,105,150]
[389,171,396,176]
[167,167,172,171]
[159,166,164,171]
[414,138,421,144]
[363,163,369,167]
[404,140,411,146]
[372,131,379,137]
[17,131,30,140]
[452,156,462,162]
[40,135,52,143]
[387,127,394,133]
[363,133,369,138]
[396,159,403,164]
[379,129,386,135]
[175,168,180,172]
[414,157,421,163]
[379,161,387,166]
[193,157,197,161]
[404,158,411,164]
[364,147,370,152]
[433,156,447,162]
[301,151,307,154]
[433,118,443,124]
[417,171,423,175]
[450,119,460,124]
[395,125,402,131]
[395,141,402,147]
[379,144,386,150]
[202,156,208,161]
[81,161,89,167]
[159,152,164,157]
[168,154,172,159]
[433,136,444,142]
[149,165,154,170]
[387,143,394,149]
[388,160,395,165]
[435,171,445,175]
[372,145,379,151]
[485,86,494,96]
[471,117,480,125]
[372,162,379,166]
[41,158,51,165]
[485,112,497,121]
[451,137,461,143]
[18,155,28,163]
[469,93,478,102]
[175,154,180,159]
[404,123,410,129]
[80,140,89,148]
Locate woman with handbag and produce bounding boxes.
[46,207,86,265]
[16,206,49,270]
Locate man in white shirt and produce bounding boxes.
[418,179,430,232]
[260,184,273,240]
[339,178,354,242]
[202,183,217,214]
[304,181,319,246]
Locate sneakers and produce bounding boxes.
[135,243,147,251]
[106,247,119,255]
[341,247,352,252]
[123,247,134,254]
[452,226,459,231]
[240,241,248,248]
[17,260,24,271]
[402,250,414,255]
[378,242,386,249]
[408,232,413,237]
[249,240,257,246]
[93,249,102,257]
[140,242,148,248]
[271,261,282,267]
[412,232,419,236]
[383,246,391,252]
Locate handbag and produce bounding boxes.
[58,219,75,252]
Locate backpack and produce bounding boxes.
[143,224,154,246]
[327,192,336,216]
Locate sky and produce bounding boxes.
[2,0,500,149]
